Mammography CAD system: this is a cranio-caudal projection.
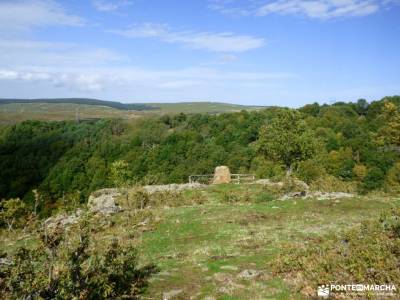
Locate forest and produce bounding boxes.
[0,96,399,216]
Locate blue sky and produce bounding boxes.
[0,0,399,107]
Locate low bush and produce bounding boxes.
[125,188,206,209]
[362,167,386,192]
[385,162,400,194]
[221,191,241,203]
[0,220,156,299]
[0,198,29,230]
[255,192,274,203]
[271,208,400,298]
[309,174,357,193]
[296,159,326,184]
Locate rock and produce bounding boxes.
[252,179,284,188]
[213,272,233,282]
[88,188,122,214]
[162,289,183,300]
[44,209,83,230]
[292,178,309,192]
[279,188,355,201]
[288,191,307,198]
[237,269,261,280]
[308,191,355,200]
[143,183,205,194]
[220,265,239,271]
[213,166,231,184]
[0,257,12,266]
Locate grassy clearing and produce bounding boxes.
[136,185,398,299]
[0,103,140,124]
[147,102,264,114]
[0,102,264,124]
[1,184,399,299]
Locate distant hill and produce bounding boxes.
[0,98,157,111]
[147,102,264,114]
[0,99,265,124]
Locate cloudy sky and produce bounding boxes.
[0,0,399,106]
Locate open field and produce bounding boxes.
[0,101,264,124]
[0,103,140,124]
[2,183,398,299]
[147,102,265,114]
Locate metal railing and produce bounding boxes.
[188,174,255,184]
[188,174,214,184]
[231,174,255,183]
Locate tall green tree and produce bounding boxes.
[377,101,400,147]
[256,109,319,173]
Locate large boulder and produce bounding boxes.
[87,188,122,214]
[213,166,231,184]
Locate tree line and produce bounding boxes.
[0,96,399,216]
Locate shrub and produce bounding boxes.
[255,192,274,203]
[185,190,207,205]
[271,209,400,298]
[0,198,29,230]
[296,159,326,184]
[250,157,285,180]
[309,174,356,193]
[281,176,309,194]
[0,221,156,299]
[127,188,150,210]
[221,192,241,203]
[362,167,385,192]
[385,162,400,194]
[352,164,367,181]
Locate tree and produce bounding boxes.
[110,160,134,187]
[385,162,400,193]
[377,101,400,148]
[0,198,27,230]
[256,109,319,174]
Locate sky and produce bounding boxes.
[0,0,399,107]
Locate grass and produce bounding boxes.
[0,102,264,124]
[1,184,399,299]
[148,102,264,114]
[0,103,141,124]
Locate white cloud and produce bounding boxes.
[0,39,125,70]
[92,0,133,12]
[0,36,287,94]
[208,0,252,16]
[221,54,239,62]
[0,69,104,91]
[0,0,84,33]
[209,0,399,19]
[256,0,379,18]
[0,66,293,93]
[110,23,265,52]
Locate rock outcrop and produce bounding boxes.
[213,166,231,184]
[87,188,122,214]
[44,209,83,230]
[143,183,205,194]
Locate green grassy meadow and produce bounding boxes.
[2,184,398,299]
[0,102,264,124]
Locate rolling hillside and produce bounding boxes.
[0,99,265,124]
[147,102,264,114]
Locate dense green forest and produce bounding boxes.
[0,96,399,216]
